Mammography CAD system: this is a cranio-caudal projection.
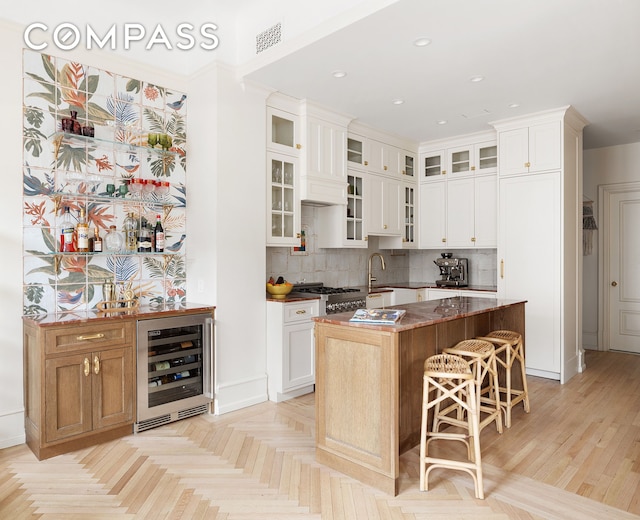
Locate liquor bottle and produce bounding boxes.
[60,206,76,252]
[153,214,165,252]
[92,227,103,252]
[137,217,152,252]
[76,207,89,252]
[123,213,138,252]
[105,225,124,252]
[169,358,185,367]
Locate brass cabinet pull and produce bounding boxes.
[611,281,618,287]
[384,165,388,170]
[296,143,301,149]
[471,237,476,242]
[93,355,100,375]
[441,238,446,243]
[525,161,531,168]
[500,259,505,279]
[295,309,307,315]
[76,333,105,341]
[471,166,476,171]
[369,293,382,298]
[442,170,447,175]
[364,160,368,166]
[383,224,388,229]
[83,358,90,377]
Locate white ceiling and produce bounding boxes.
[243,0,640,150]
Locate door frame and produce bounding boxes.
[598,181,640,351]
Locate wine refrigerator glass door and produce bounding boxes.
[136,313,214,430]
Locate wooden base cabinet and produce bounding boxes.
[24,319,135,460]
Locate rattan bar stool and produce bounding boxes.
[420,353,484,499]
[476,330,531,428]
[442,339,503,434]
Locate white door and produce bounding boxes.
[608,189,640,353]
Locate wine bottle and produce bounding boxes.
[137,217,152,252]
[154,361,170,371]
[154,214,165,252]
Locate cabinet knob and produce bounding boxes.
[383,224,388,229]
[441,238,446,243]
[471,166,476,171]
[402,170,406,175]
[296,144,302,150]
[384,165,388,170]
[525,161,531,168]
[442,170,447,175]
[364,161,368,166]
[611,281,618,287]
[471,237,476,242]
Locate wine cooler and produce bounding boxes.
[136,312,214,432]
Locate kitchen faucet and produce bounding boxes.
[368,252,386,292]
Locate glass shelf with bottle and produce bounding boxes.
[51,179,175,208]
[52,131,180,160]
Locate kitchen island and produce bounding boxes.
[312,296,526,495]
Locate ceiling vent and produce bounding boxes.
[256,22,282,54]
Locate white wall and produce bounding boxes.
[0,21,27,448]
[187,64,270,413]
[583,141,640,349]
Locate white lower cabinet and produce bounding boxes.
[428,288,497,300]
[267,299,320,402]
[392,288,426,304]
[366,291,393,308]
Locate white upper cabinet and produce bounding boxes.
[267,106,301,156]
[300,103,351,205]
[421,149,446,181]
[498,121,562,176]
[347,134,369,170]
[448,141,498,177]
[367,174,402,236]
[418,180,446,248]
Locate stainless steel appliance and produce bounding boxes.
[136,313,214,432]
[434,253,469,287]
[290,282,367,315]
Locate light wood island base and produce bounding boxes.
[313,296,526,495]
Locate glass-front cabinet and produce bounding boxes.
[267,152,300,246]
[402,184,416,247]
[347,174,364,243]
[267,107,301,156]
[421,150,445,180]
[448,141,498,177]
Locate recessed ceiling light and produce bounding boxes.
[437,120,447,125]
[413,37,432,47]
[470,75,485,83]
[508,103,520,109]
[392,98,404,105]
[331,70,347,78]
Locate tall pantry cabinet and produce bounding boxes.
[492,106,588,383]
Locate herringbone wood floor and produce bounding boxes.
[2,350,640,519]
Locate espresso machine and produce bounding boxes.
[434,253,468,287]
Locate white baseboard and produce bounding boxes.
[0,409,25,449]
[526,367,560,381]
[213,373,268,415]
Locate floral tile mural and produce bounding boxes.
[22,50,188,316]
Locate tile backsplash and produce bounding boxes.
[22,50,188,316]
[266,206,497,288]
